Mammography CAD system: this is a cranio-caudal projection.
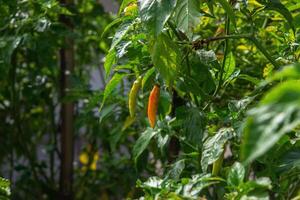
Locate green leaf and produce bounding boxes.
[201,128,235,172]
[139,0,177,36]
[227,162,245,187]
[0,177,10,199]
[101,17,125,39]
[240,191,269,200]
[241,80,300,165]
[215,0,236,27]
[99,73,127,112]
[269,63,300,81]
[133,128,159,163]
[110,20,136,51]
[104,49,117,78]
[166,159,185,180]
[196,49,217,64]
[151,33,181,84]
[176,107,206,147]
[142,67,155,90]
[173,0,201,38]
[278,150,300,171]
[223,51,236,81]
[242,177,272,193]
[119,0,136,15]
[264,1,295,31]
[181,174,221,197]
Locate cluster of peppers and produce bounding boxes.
[128,76,160,128]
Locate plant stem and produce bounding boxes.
[213,16,230,96]
[248,36,280,68]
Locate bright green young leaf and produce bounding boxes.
[215,0,236,27]
[119,0,136,15]
[104,49,117,78]
[133,128,159,163]
[0,177,10,199]
[241,80,300,165]
[224,51,236,81]
[201,128,235,172]
[139,0,177,36]
[227,162,245,187]
[173,0,201,38]
[151,33,181,84]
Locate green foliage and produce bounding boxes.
[139,0,177,36]
[0,177,10,200]
[1,0,300,199]
[241,80,300,165]
[103,0,300,198]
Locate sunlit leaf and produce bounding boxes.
[104,49,117,78]
[173,0,201,38]
[151,33,181,84]
[223,51,236,81]
[201,128,235,172]
[139,0,177,36]
[133,128,159,163]
[227,162,245,187]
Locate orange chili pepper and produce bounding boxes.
[147,84,160,128]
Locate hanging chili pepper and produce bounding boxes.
[147,84,160,128]
[128,76,142,117]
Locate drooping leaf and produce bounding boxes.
[101,17,125,39]
[139,0,177,36]
[133,128,159,163]
[264,1,295,31]
[99,73,127,111]
[241,80,300,165]
[142,67,155,90]
[173,0,201,38]
[151,33,181,84]
[201,128,235,172]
